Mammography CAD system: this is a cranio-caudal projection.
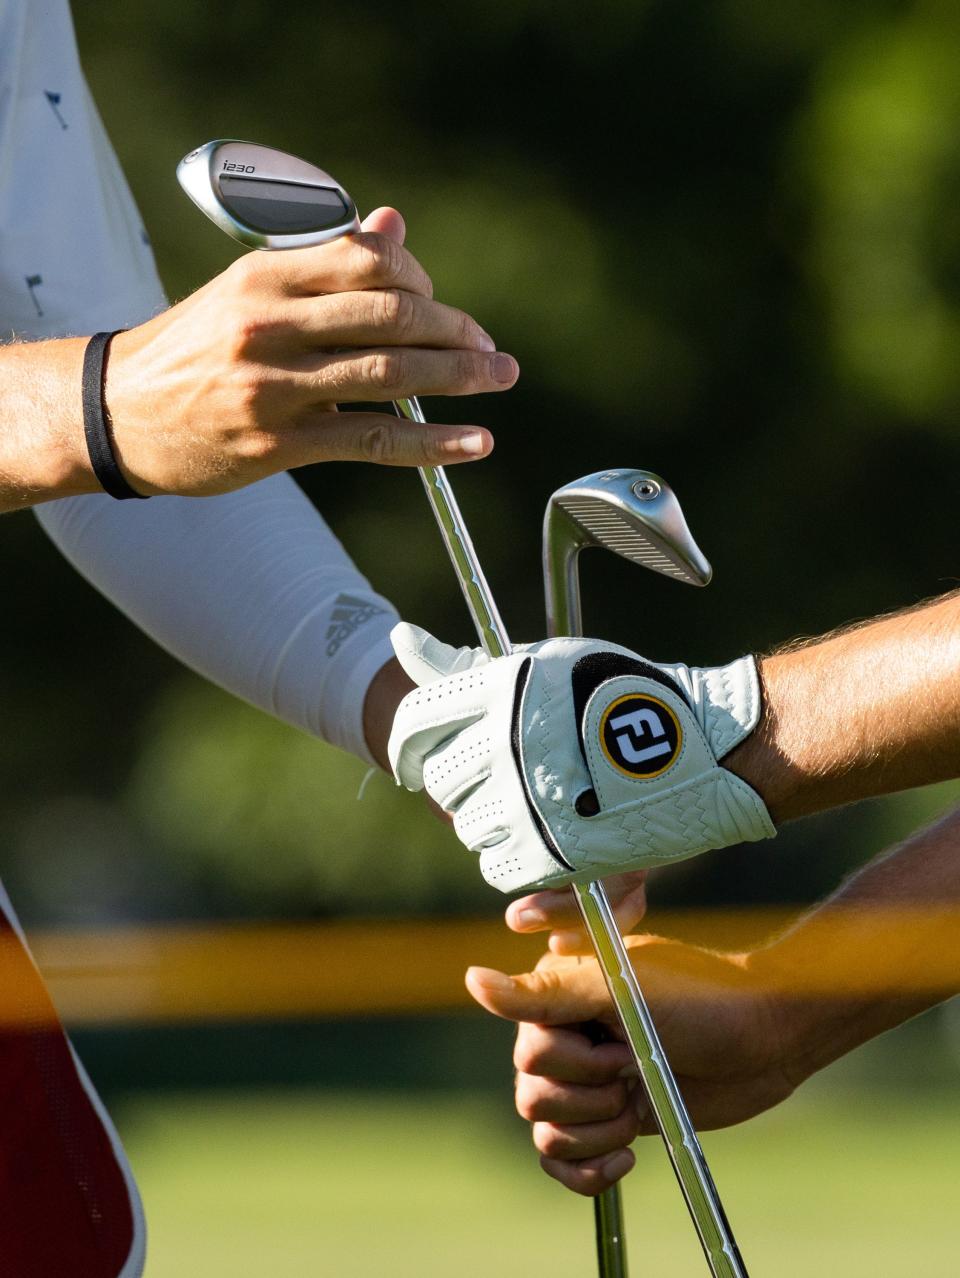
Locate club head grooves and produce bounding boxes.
[551,469,712,587]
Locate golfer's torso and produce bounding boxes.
[0,0,165,341]
[0,6,152,1274]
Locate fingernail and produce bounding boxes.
[617,1063,640,1080]
[492,353,517,383]
[453,430,488,456]
[477,329,496,352]
[515,908,546,928]
[467,966,513,992]
[601,1150,634,1181]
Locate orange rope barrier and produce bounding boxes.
[1,907,953,1027]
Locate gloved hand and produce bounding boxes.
[388,623,775,893]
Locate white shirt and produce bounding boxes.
[0,9,402,1272]
[0,0,163,336]
[0,0,399,763]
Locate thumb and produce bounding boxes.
[361,206,406,243]
[465,959,610,1026]
[390,622,485,687]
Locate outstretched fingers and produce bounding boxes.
[287,290,497,356]
[280,412,494,469]
[309,345,518,403]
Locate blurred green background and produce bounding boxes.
[3,0,960,1270]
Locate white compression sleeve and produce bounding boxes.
[35,474,399,765]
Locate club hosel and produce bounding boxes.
[542,503,584,637]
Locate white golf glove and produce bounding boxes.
[388,622,775,894]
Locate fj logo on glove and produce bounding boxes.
[389,625,775,893]
[599,693,682,779]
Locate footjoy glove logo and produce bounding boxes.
[598,693,682,779]
[326,594,389,657]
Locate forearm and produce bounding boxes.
[751,804,960,1084]
[36,475,400,763]
[0,339,100,513]
[725,590,960,821]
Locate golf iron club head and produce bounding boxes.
[541,472,752,1278]
[543,468,712,636]
[177,140,361,249]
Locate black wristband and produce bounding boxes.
[82,330,147,501]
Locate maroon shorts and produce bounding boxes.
[0,897,142,1277]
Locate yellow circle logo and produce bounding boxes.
[599,693,682,779]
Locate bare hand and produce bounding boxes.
[106,208,517,495]
[466,937,799,1196]
[504,871,647,954]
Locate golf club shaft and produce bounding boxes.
[395,398,511,655]
[550,556,748,1278]
[542,534,628,1276]
[187,144,738,1277]
[571,885,746,1277]
[592,1175,628,1278]
[400,386,745,1276]
[397,394,633,1275]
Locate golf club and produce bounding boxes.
[177,140,361,247]
[544,470,748,1278]
[544,468,712,636]
[177,140,507,657]
[178,143,744,1278]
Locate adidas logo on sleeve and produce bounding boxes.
[325,593,390,657]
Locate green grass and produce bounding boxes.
[119,1077,959,1277]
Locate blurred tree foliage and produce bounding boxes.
[3,0,960,924]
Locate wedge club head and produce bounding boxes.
[177,140,361,250]
[543,468,712,635]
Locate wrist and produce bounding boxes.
[0,338,102,511]
[742,912,944,1088]
[741,945,832,1090]
[99,326,166,496]
[363,657,415,771]
[721,653,805,823]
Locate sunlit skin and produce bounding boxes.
[368,586,960,892]
[466,804,960,1194]
[375,590,960,1196]
[0,208,517,513]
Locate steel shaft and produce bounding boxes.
[393,398,511,653]
[542,506,628,1277]
[544,497,748,1278]
[593,1175,628,1278]
[405,425,748,1275]
[180,143,627,1271]
[570,884,746,1278]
